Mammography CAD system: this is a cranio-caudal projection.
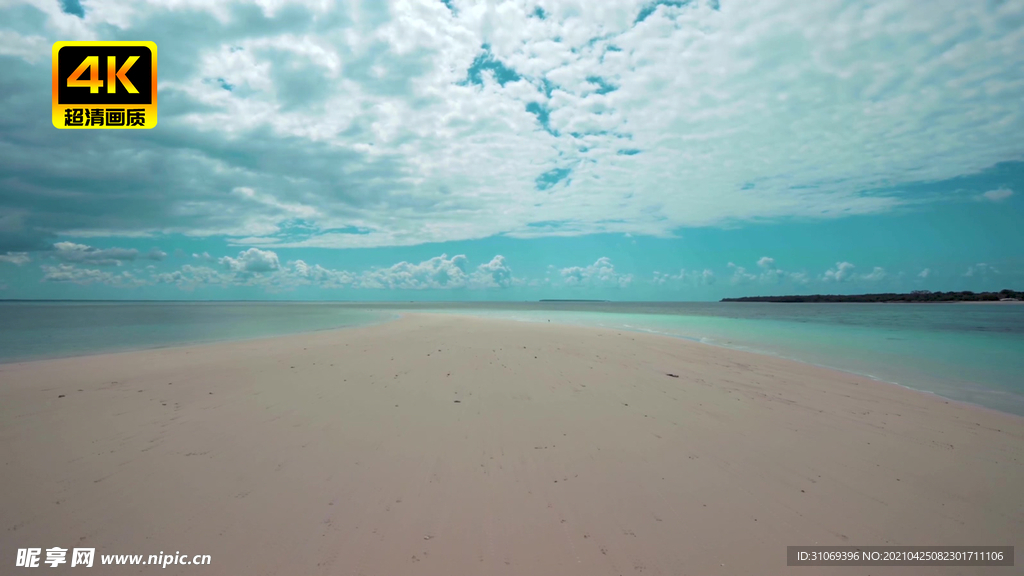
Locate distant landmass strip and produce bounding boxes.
[721,290,1023,303]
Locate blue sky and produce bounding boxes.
[0,0,1022,301]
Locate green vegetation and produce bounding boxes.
[721,290,1023,303]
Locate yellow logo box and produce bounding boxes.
[52,41,157,129]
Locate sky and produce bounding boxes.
[0,0,1022,301]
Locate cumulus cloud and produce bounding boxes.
[358,254,471,290]
[151,250,517,291]
[146,248,167,261]
[754,257,784,283]
[351,253,514,290]
[29,246,965,295]
[964,263,999,277]
[153,265,230,290]
[652,268,716,286]
[41,264,145,287]
[560,257,633,288]
[0,252,30,265]
[288,260,355,289]
[219,248,281,273]
[2,1,1023,249]
[52,242,139,266]
[822,261,888,282]
[822,261,857,282]
[726,262,758,284]
[979,188,1014,202]
[726,257,808,285]
[861,266,888,282]
[471,255,514,288]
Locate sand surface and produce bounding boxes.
[1,313,1021,575]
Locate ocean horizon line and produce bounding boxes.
[0,298,713,304]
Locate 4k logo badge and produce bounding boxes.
[52,41,157,129]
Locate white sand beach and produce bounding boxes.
[1,314,1021,575]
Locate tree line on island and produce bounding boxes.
[721,290,1023,303]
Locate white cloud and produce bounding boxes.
[471,255,514,288]
[357,254,471,290]
[979,188,1014,202]
[822,261,857,282]
[52,242,139,266]
[861,266,887,282]
[822,261,889,282]
[353,253,514,290]
[560,257,633,288]
[4,1,1024,248]
[0,29,48,64]
[288,260,355,288]
[41,264,145,287]
[153,250,517,291]
[727,262,758,284]
[787,272,809,284]
[0,252,30,265]
[153,265,230,290]
[193,252,215,262]
[653,268,716,286]
[754,256,783,283]
[964,262,999,277]
[218,247,281,273]
[31,246,973,295]
[146,248,167,261]
[726,257,808,285]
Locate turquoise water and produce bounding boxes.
[1,301,1022,416]
[0,301,394,362]
[410,303,1024,416]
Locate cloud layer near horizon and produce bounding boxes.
[26,241,932,294]
[2,0,1023,254]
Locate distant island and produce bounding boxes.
[721,290,1023,303]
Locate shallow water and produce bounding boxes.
[410,302,1024,416]
[0,301,394,363]
[1,300,1022,415]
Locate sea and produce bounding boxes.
[1,300,1022,416]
